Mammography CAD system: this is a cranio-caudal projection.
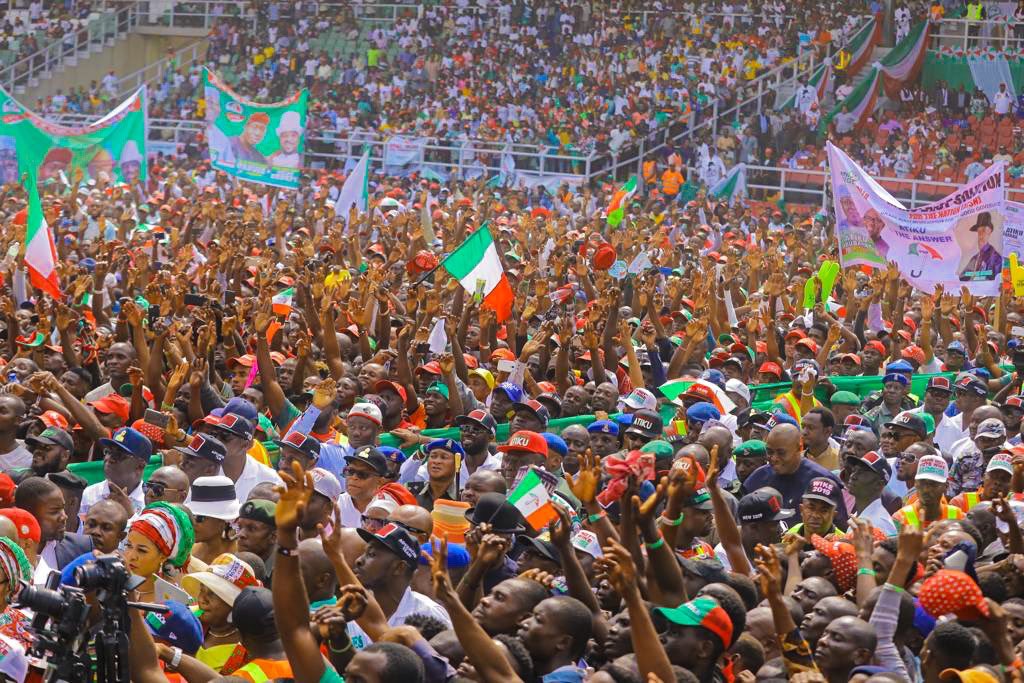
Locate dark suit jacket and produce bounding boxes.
[53,532,94,570]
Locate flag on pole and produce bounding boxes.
[507,468,558,531]
[440,223,513,321]
[22,179,60,299]
[271,287,294,316]
[334,149,369,223]
[709,163,747,205]
[606,175,637,227]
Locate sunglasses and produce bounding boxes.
[898,452,919,463]
[391,519,429,537]
[142,481,183,497]
[343,467,376,480]
[361,515,387,530]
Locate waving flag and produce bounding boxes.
[271,287,294,316]
[709,164,747,205]
[441,223,513,321]
[606,175,637,227]
[334,149,369,224]
[508,468,558,531]
[22,180,60,299]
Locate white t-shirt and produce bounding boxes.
[0,443,31,471]
[346,588,451,650]
[78,480,145,531]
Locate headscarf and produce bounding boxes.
[130,502,195,568]
[0,538,30,589]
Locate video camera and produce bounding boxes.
[15,555,167,683]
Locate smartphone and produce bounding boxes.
[224,290,237,306]
[183,293,208,307]
[143,408,169,429]
[415,342,430,354]
[497,359,517,373]
[148,305,161,326]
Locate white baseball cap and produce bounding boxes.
[349,402,383,426]
[915,455,949,483]
[619,388,657,412]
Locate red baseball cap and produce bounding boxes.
[785,330,807,341]
[497,430,548,457]
[227,354,257,369]
[758,362,783,378]
[416,361,442,376]
[38,410,69,430]
[89,394,130,423]
[795,338,819,354]
[864,340,886,354]
[902,345,926,366]
[373,380,408,404]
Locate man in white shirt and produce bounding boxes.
[347,523,451,649]
[994,82,1014,116]
[207,414,282,502]
[337,447,389,528]
[845,450,897,536]
[0,396,30,470]
[78,426,150,530]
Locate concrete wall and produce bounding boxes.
[22,33,205,105]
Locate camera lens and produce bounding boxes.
[16,585,67,619]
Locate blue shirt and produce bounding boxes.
[742,458,849,529]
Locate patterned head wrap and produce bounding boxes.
[130,502,195,568]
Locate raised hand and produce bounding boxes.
[312,378,337,410]
[274,460,314,534]
[424,537,457,603]
[565,449,601,505]
[595,539,639,596]
[753,543,783,597]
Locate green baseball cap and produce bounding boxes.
[734,440,767,459]
[640,439,674,459]
[653,597,734,647]
[829,391,862,406]
[425,381,450,399]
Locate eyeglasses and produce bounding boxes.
[143,481,184,497]
[343,467,375,480]
[361,515,387,530]
[899,452,919,463]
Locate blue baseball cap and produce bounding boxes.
[885,360,914,374]
[686,403,722,424]
[80,257,97,272]
[420,542,471,569]
[542,433,568,457]
[767,411,800,428]
[211,397,259,422]
[700,369,727,390]
[883,373,910,386]
[947,340,967,355]
[146,600,204,655]
[587,420,619,435]
[424,438,465,458]
[97,427,153,461]
[377,445,407,465]
[493,382,524,403]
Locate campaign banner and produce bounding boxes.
[384,136,426,176]
[828,142,1007,295]
[203,68,308,190]
[0,86,147,187]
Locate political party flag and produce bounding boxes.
[606,175,637,227]
[441,223,513,321]
[508,468,558,531]
[271,287,294,316]
[334,149,369,223]
[22,180,60,299]
[709,163,747,205]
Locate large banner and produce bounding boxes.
[0,86,147,186]
[203,68,307,190]
[828,142,1008,295]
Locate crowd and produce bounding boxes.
[0,1,106,80]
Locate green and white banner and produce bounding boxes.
[0,85,147,187]
[203,68,308,190]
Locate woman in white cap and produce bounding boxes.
[182,553,261,674]
[186,476,241,565]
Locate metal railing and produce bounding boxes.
[930,18,1024,52]
[99,0,423,29]
[108,39,206,100]
[706,162,1024,209]
[0,3,143,93]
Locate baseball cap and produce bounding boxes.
[625,409,663,439]
[513,399,550,426]
[238,499,276,527]
[145,600,204,655]
[883,373,910,386]
[734,440,767,459]
[210,397,259,422]
[802,477,842,508]
[885,360,914,375]
[493,382,524,403]
[571,530,603,559]
[344,446,390,476]
[348,402,383,426]
[273,431,322,460]
[843,414,876,435]
[498,430,548,456]
[211,413,254,440]
[916,455,949,483]
[425,438,466,459]
[373,380,408,404]
[89,394,130,423]
[864,340,886,354]
[310,468,343,500]
[947,340,968,355]
[902,345,926,365]
[955,375,988,396]
[182,553,261,606]
[758,362,783,378]
[232,587,277,639]
[456,409,498,435]
[26,427,74,452]
[97,427,153,461]
[829,391,861,406]
[0,508,39,543]
[174,432,227,463]
[469,368,495,390]
[986,453,1014,475]
[1000,396,1024,413]
[620,388,657,412]
[684,487,713,510]
[425,381,450,399]
[724,378,751,404]
[686,403,721,425]
[846,450,892,482]
[653,597,733,649]
[885,412,928,438]
[587,420,619,436]
[977,417,1007,439]
[738,487,792,523]
[926,377,953,394]
[938,668,999,683]
[36,410,69,430]
[356,522,420,568]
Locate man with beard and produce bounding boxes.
[14,476,92,576]
[910,376,961,452]
[453,409,501,479]
[560,385,589,418]
[558,425,590,475]
[845,451,897,535]
[25,427,73,476]
[459,470,505,507]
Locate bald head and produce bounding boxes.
[817,615,876,674]
[389,504,434,544]
[298,538,338,603]
[766,424,803,475]
[676,443,710,471]
[697,425,733,465]
[462,470,507,507]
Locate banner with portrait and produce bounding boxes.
[0,85,147,187]
[828,142,1007,296]
[203,68,308,190]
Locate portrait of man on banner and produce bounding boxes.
[958,211,1003,282]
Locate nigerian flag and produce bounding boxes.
[23,179,60,299]
[606,175,637,227]
[709,164,747,205]
[441,223,513,321]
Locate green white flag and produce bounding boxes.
[709,164,747,205]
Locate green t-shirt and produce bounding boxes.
[320,666,345,683]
